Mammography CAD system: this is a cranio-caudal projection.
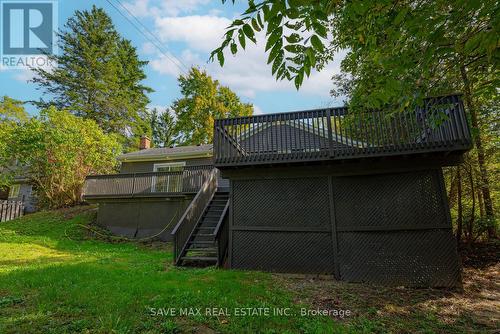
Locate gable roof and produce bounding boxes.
[237,121,367,148]
[117,144,213,162]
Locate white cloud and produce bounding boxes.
[155,15,230,52]
[12,68,35,82]
[122,0,151,17]
[148,14,344,100]
[150,49,200,77]
[253,105,264,115]
[123,0,210,18]
[141,41,157,55]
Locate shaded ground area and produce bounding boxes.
[276,243,499,333]
[0,207,498,333]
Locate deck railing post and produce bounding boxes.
[326,109,334,158]
[131,173,136,197]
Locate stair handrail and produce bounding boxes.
[171,168,219,265]
[214,200,230,267]
[212,200,229,237]
[213,200,230,267]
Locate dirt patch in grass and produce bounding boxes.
[275,243,499,333]
[59,204,97,220]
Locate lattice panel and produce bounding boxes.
[232,177,330,228]
[231,231,334,274]
[333,170,446,229]
[337,230,460,287]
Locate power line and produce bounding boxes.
[104,0,189,75]
[114,0,190,73]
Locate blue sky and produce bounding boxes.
[0,0,345,116]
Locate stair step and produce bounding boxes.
[188,243,217,252]
[199,225,217,229]
[196,226,216,230]
[189,241,215,245]
[186,249,217,255]
[205,210,223,214]
[181,256,217,262]
[203,215,222,219]
[195,233,215,237]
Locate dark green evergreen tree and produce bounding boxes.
[150,107,177,148]
[32,6,152,149]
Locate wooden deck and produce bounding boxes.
[213,95,472,167]
[82,165,213,199]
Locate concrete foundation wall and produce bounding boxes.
[95,197,193,241]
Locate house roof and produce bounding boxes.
[117,144,213,162]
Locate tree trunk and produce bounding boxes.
[456,168,463,244]
[448,168,458,209]
[467,165,476,244]
[459,65,496,239]
[477,189,485,218]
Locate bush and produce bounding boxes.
[1,107,121,208]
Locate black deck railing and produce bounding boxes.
[83,165,213,199]
[214,95,472,166]
[172,168,219,265]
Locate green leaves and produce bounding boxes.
[242,24,256,43]
[1,107,121,208]
[171,67,253,146]
[217,50,225,67]
[31,5,152,150]
[265,27,283,51]
[267,39,283,64]
[230,42,238,55]
[294,70,304,90]
[211,0,332,89]
[251,18,261,32]
[310,35,325,52]
[285,33,302,44]
[238,30,246,49]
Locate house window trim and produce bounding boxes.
[8,184,21,199]
[152,162,186,193]
[153,162,186,172]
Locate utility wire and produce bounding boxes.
[114,0,190,73]
[104,0,189,75]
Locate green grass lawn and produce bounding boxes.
[0,208,497,333]
[0,208,340,333]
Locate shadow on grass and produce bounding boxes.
[1,208,497,333]
[0,259,340,334]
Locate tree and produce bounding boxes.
[215,0,498,237]
[0,96,29,187]
[150,107,177,148]
[0,96,28,122]
[171,67,253,145]
[32,5,152,149]
[0,107,121,208]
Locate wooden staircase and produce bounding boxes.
[175,190,229,266]
[172,169,230,267]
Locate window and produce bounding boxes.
[8,184,20,199]
[153,162,186,192]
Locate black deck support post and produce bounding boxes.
[328,175,340,279]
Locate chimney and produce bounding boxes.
[139,135,151,150]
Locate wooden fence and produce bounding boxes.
[0,200,24,222]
